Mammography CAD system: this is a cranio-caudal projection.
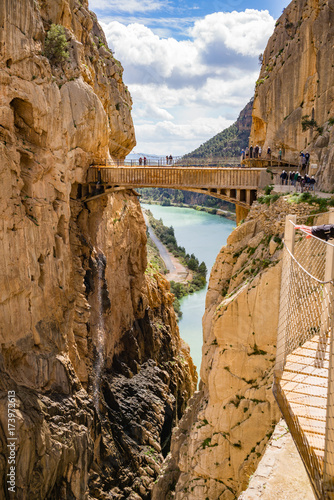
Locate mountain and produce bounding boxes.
[182,99,253,160]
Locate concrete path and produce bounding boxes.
[273,184,332,198]
[239,419,315,500]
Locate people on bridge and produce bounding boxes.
[241,149,245,160]
[259,146,262,158]
[169,155,173,165]
[267,146,271,158]
[290,171,295,186]
[280,170,288,185]
[305,151,310,166]
[295,224,334,241]
[249,145,253,158]
[254,145,259,158]
[139,157,143,165]
[144,157,147,166]
[278,149,282,161]
[245,146,249,158]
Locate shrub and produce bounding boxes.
[264,184,274,195]
[45,24,69,65]
[301,117,317,131]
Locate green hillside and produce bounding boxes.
[182,99,253,160]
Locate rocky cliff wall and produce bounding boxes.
[153,196,322,499]
[250,0,334,190]
[0,1,196,498]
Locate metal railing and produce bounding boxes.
[91,156,241,168]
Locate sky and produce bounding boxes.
[88,0,288,156]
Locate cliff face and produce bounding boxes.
[153,196,321,499]
[250,0,334,190]
[0,1,196,498]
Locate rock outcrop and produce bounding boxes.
[153,196,322,499]
[0,1,196,498]
[250,0,334,190]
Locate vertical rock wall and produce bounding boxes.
[0,1,196,498]
[250,0,334,190]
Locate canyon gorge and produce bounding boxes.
[1,0,334,499]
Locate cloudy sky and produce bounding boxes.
[89,0,288,156]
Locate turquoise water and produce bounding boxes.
[141,204,235,377]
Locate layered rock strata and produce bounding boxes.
[153,196,321,499]
[250,0,334,190]
[0,1,196,498]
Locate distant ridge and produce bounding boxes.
[182,99,253,160]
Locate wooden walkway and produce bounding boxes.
[281,334,329,464]
[274,333,329,497]
[86,165,270,211]
[273,215,334,499]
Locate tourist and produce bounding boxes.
[295,224,334,241]
[144,156,147,166]
[254,145,259,158]
[250,145,253,158]
[166,155,169,165]
[310,176,316,191]
[169,155,173,165]
[280,170,288,185]
[305,152,310,166]
[299,151,305,168]
[139,157,143,165]
[245,146,249,158]
[290,171,295,186]
[279,148,282,161]
[240,149,245,161]
[267,146,271,158]
[301,155,307,171]
[259,146,262,158]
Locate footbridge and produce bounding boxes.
[83,163,275,223]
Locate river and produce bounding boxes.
[141,203,235,377]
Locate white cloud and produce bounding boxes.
[191,9,275,57]
[89,0,168,14]
[100,9,275,154]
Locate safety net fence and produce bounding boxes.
[273,211,334,499]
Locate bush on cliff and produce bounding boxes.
[45,24,70,65]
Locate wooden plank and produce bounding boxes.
[282,380,328,398]
[304,430,326,452]
[289,402,326,424]
[281,373,328,390]
[285,391,327,409]
[296,416,326,436]
[284,361,328,379]
[292,346,330,361]
[286,353,329,369]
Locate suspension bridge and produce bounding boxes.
[274,211,334,499]
[79,158,299,223]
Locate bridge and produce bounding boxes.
[274,211,334,499]
[82,163,276,223]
